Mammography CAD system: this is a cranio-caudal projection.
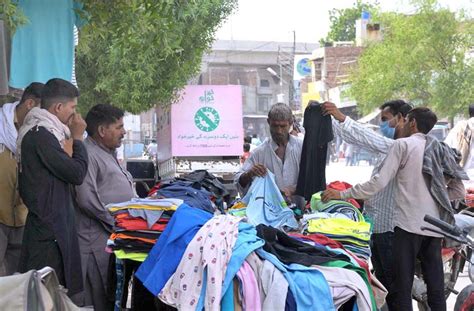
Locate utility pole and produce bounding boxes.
[278,45,283,94]
[289,30,296,109]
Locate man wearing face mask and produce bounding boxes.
[321,100,412,299]
[234,103,303,205]
[74,104,135,310]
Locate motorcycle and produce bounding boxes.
[412,214,474,310]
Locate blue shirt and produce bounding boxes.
[135,204,213,296]
[10,0,85,88]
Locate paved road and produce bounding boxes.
[413,270,470,310]
[326,160,373,185]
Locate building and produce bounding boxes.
[302,15,382,120]
[139,40,318,140]
[198,40,318,138]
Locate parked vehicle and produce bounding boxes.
[429,123,450,141]
[156,85,244,199]
[412,213,474,310]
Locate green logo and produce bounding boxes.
[194,107,220,132]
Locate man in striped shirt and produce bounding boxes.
[322,100,412,297]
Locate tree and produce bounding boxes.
[320,0,379,45]
[349,0,474,117]
[78,0,238,114]
[0,0,238,114]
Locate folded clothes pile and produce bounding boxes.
[106,198,183,262]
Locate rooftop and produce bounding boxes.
[211,40,319,54]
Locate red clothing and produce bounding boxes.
[241,151,250,164]
[327,181,361,209]
[115,212,169,231]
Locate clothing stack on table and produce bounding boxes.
[302,192,372,260]
[136,204,387,311]
[148,180,217,214]
[106,198,183,262]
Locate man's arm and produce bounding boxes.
[343,141,404,199]
[75,155,115,229]
[323,102,394,154]
[234,152,266,194]
[323,140,405,202]
[35,128,88,185]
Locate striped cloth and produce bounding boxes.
[332,117,395,233]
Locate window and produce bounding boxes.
[260,79,270,87]
[258,96,270,112]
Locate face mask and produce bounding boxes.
[380,121,395,139]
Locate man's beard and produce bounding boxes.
[271,133,287,145]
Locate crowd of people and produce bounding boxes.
[236,100,469,311]
[0,78,132,310]
[0,78,472,311]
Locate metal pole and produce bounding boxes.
[278,46,283,94]
[289,30,296,109]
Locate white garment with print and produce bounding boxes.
[159,215,242,311]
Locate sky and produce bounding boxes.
[215,0,473,43]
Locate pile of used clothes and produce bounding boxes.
[136,204,387,311]
[300,192,372,260]
[148,170,229,213]
[106,198,183,262]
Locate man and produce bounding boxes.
[322,100,412,296]
[322,107,465,311]
[445,104,474,185]
[146,139,157,160]
[0,82,44,276]
[241,142,250,165]
[75,104,135,310]
[234,103,303,203]
[17,78,88,297]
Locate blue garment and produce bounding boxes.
[114,258,124,311]
[221,222,265,294]
[156,182,215,213]
[220,280,234,311]
[285,288,297,311]
[256,248,335,311]
[135,204,212,295]
[10,0,86,88]
[242,172,298,230]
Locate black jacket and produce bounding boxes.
[19,126,88,296]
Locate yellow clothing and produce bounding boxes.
[107,204,177,213]
[307,218,371,242]
[0,147,27,227]
[114,249,148,262]
[229,201,246,210]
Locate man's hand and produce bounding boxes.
[69,113,87,141]
[238,163,267,189]
[63,138,74,157]
[322,102,346,122]
[248,163,267,178]
[281,186,296,198]
[321,189,342,202]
